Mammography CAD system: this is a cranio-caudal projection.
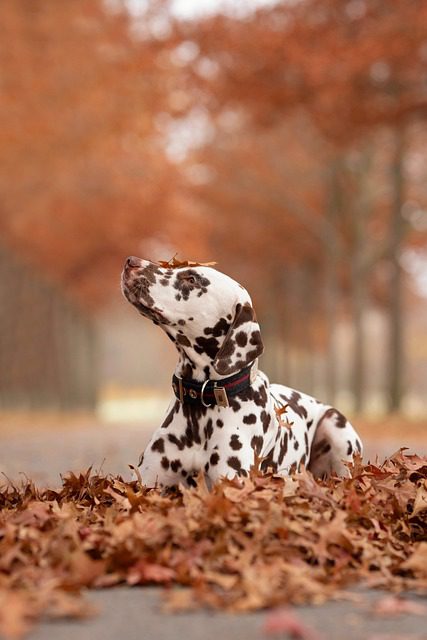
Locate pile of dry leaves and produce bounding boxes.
[0,450,426,637]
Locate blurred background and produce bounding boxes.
[0,0,426,482]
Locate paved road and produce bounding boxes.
[29,586,427,640]
[0,421,151,486]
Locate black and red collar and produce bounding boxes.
[172,363,256,408]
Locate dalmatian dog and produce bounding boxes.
[121,257,363,487]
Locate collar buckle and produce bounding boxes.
[213,385,229,408]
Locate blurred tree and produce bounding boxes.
[171,0,427,410]
[0,0,209,408]
[0,0,205,307]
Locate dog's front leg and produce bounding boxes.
[137,400,192,487]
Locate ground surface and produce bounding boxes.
[0,414,426,640]
[29,587,427,640]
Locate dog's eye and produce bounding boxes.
[185,276,196,284]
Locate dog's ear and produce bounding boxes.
[213,302,264,376]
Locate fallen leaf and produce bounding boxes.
[263,607,322,639]
[157,256,217,269]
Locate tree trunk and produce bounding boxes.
[388,128,406,412]
[349,145,374,414]
[351,262,366,413]
[323,158,342,405]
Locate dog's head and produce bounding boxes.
[121,257,264,377]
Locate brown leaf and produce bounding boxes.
[127,561,176,585]
[0,591,35,640]
[401,543,427,578]
[274,404,293,429]
[157,256,217,269]
[411,483,427,518]
[263,607,322,639]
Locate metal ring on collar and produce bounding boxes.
[200,379,212,408]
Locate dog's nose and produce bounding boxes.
[125,256,141,270]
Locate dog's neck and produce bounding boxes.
[174,350,222,383]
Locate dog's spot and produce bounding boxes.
[227,456,242,472]
[229,399,241,412]
[235,331,248,347]
[178,319,186,326]
[307,419,313,428]
[205,418,214,440]
[187,476,197,487]
[356,439,362,452]
[280,391,308,419]
[210,452,220,466]
[161,403,178,429]
[216,419,224,428]
[311,439,331,457]
[181,363,194,379]
[243,413,256,424]
[204,317,230,337]
[294,440,299,451]
[176,334,191,347]
[168,433,185,451]
[161,456,170,470]
[175,294,182,301]
[170,459,182,473]
[251,435,264,454]
[347,441,353,455]
[194,336,220,359]
[278,432,289,466]
[250,330,262,347]
[204,462,209,472]
[304,432,309,454]
[320,408,348,429]
[141,263,161,283]
[254,385,268,407]
[151,438,165,453]
[173,270,211,301]
[230,434,242,450]
[261,410,271,433]
[234,303,255,328]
